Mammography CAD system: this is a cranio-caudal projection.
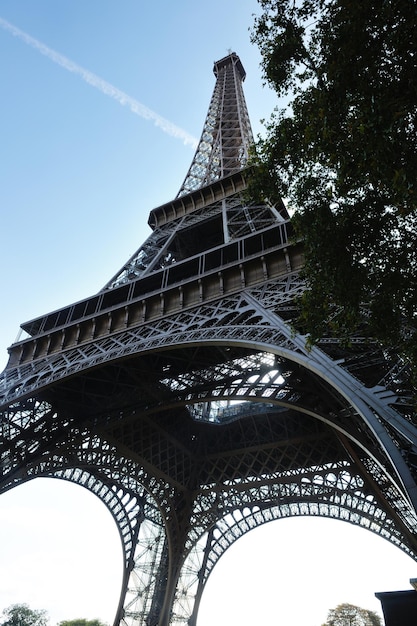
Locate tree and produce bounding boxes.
[0,605,48,626]
[250,1,417,378]
[57,618,106,626]
[322,602,382,626]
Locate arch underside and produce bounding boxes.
[0,441,415,626]
[2,45,415,625]
[1,293,417,625]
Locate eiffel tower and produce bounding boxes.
[1,52,417,626]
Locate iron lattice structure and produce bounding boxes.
[177,52,253,198]
[1,52,417,626]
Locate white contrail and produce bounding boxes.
[0,16,198,148]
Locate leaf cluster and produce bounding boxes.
[0,606,107,626]
[250,0,417,377]
[0,605,48,626]
[57,620,107,626]
[322,602,382,626]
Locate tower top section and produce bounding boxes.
[214,52,246,81]
[177,52,254,197]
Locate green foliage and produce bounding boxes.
[250,0,417,376]
[0,607,107,626]
[322,602,382,626]
[57,620,107,626]
[0,604,48,626]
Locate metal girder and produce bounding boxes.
[104,191,282,290]
[1,313,417,625]
[177,53,253,197]
[1,52,417,626]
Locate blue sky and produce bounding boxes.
[0,0,279,366]
[0,2,415,626]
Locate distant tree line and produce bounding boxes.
[322,602,382,626]
[1,601,383,626]
[0,605,107,626]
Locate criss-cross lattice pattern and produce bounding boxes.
[1,52,417,626]
[103,189,285,290]
[177,52,253,197]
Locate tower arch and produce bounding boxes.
[1,52,416,626]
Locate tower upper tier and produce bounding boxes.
[177,52,254,197]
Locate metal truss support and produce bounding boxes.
[177,52,253,197]
[0,52,416,626]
